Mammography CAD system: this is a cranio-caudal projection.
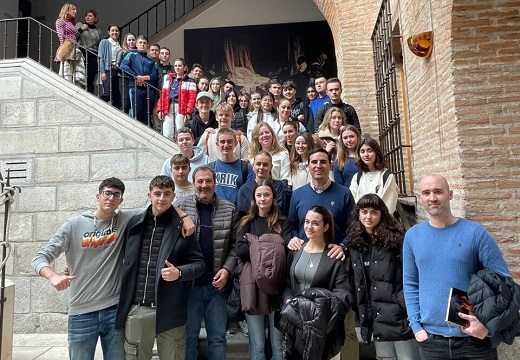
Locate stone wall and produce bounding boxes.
[0,59,177,333]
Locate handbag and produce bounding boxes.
[56,39,74,62]
[226,267,241,321]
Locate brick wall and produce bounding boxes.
[314,0,520,275]
[450,0,520,276]
[315,1,519,356]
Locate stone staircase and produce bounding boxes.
[151,326,376,359]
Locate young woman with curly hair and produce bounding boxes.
[349,136,399,213]
[347,194,419,360]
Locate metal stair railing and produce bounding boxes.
[119,0,208,40]
[0,17,163,131]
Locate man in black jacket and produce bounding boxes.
[313,78,361,133]
[116,176,205,360]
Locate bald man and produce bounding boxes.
[402,174,511,360]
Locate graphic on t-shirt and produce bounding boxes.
[82,227,119,248]
[215,172,239,188]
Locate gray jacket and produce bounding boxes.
[176,195,238,279]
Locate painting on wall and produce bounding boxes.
[184,21,337,99]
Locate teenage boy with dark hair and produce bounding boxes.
[170,154,195,202]
[32,177,196,360]
[116,175,205,360]
[268,78,282,108]
[190,63,204,80]
[32,178,135,360]
[313,77,361,133]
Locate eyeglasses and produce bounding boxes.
[101,190,122,200]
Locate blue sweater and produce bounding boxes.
[309,95,330,118]
[333,157,359,187]
[288,182,355,245]
[403,218,510,337]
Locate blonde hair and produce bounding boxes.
[336,125,361,171]
[58,3,76,20]
[209,77,224,107]
[215,103,233,116]
[249,122,285,158]
[318,106,346,132]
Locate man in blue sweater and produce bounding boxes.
[403,174,510,360]
[287,147,358,360]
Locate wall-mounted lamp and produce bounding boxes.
[407,31,433,58]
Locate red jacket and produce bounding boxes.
[157,73,197,115]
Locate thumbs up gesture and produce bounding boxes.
[161,260,181,282]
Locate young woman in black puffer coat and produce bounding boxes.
[348,194,420,360]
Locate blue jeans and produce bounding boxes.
[68,304,124,360]
[245,312,283,360]
[375,339,420,360]
[185,285,228,360]
[417,332,498,360]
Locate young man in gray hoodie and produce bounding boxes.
[31,177,194,360]
[32,177,132,360]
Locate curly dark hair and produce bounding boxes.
[347,194,403,253]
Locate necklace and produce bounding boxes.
[309,252,320,268]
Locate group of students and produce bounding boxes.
[50,3,517,360]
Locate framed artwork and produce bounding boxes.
[185,21,337,99]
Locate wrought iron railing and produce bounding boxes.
[0,17,161,130]
[371,0,410,196]
[119,0,208,40]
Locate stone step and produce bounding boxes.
[151,326,376,359]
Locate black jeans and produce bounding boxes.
[417,332,498,360]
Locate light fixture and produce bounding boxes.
[407,31,433,58]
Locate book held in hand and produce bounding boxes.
[445,287,473,327]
